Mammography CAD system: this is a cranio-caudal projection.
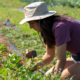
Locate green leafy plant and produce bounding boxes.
[0,43,7,53]
[1,0,80,79]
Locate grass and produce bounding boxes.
[49,5,80,20]
[0,0,29,8]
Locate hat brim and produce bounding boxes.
[19,11,56,24]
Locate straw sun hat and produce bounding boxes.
[19,2,56,24]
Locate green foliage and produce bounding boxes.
[0,0,79,80]
[0,27,45,56]
[45,0,80,8]
[0,0,80,8]
[0,43,7,53]
[23,0,80,8]
[0,43,72,80]
[0,0,28,8]
[0,51,66,80]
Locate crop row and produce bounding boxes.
[0,43,66,80]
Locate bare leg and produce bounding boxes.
[64,57,74,69]
[45,57,80,79]
[61,63,80,80]
[45,57,74,76]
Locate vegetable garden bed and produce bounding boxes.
[0,0,80,79]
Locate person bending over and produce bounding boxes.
[20,2,80,80]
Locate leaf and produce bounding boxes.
[37,62,44,66]
[27,59,32,66]
[17,63,23,68]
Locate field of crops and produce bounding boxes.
[0,0,80,80]
[26,0,80,8]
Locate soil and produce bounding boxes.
[0,22,37,68]
[0,22,26,68]
[0,33,27,68]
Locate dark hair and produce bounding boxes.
[36,14,68,48]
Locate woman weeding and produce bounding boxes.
[19,2,80,80]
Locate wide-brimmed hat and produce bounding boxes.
[19,2,56,24]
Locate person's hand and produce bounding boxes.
[29,62,44,72]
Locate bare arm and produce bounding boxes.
[42,45,55,65]
[33,45,55,71]
[55,43,66,74]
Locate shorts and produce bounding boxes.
[71,52,80,64]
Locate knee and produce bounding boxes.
[61,69,70,80]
